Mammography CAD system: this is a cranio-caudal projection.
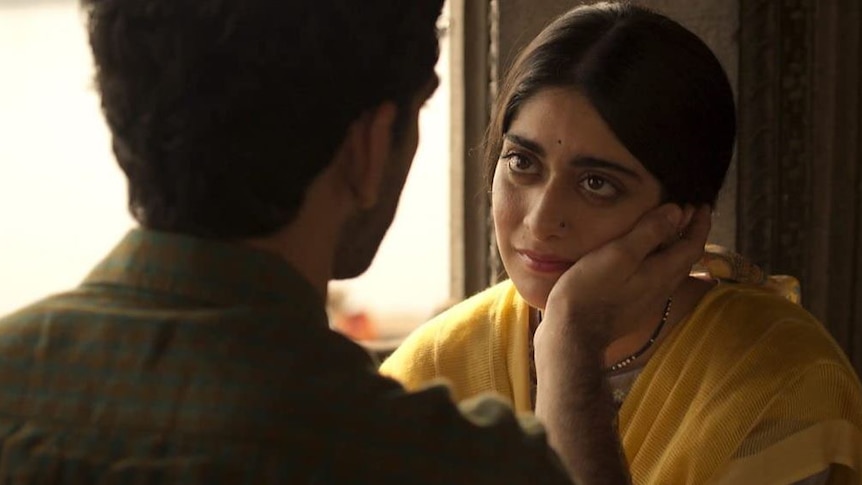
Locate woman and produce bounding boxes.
[380,3,862,484]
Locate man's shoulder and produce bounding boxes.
[0,375,570,484]
[335,383,570,484]
[0,292,571,484]
[0,286,370,424]
[0,288,87,323]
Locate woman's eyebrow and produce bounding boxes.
[570,156,642,181]
[503,133,545,157]
[505,132,642,181]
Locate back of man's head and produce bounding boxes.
[81,0,443,239]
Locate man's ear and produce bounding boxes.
[340,102,399,209]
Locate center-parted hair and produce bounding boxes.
[82,0,444,238]
[485,2,736,206]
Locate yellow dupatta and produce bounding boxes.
[381,281,862,484]
[618,284,862,484]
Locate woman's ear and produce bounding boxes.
[341,102,398,209]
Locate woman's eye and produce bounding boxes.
[504,153,539,175]
[580,175,619,198]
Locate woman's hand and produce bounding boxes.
[533,203,711,485]
[540,203,710,352]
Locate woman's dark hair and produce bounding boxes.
[82,0,443,238]
[485,1,736,206]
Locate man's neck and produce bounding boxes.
[241,158,354,301]
[241,227,335,300]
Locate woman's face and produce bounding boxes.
[492,87,664,310]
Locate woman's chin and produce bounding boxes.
[510,278,551,311]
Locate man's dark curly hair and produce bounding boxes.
[81,0,443,238]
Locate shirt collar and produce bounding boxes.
[84,229,328,321]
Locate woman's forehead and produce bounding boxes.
[505,88,647,174]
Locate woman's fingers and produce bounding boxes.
[636,204,711,294]
[543,203,712,343]
[596,204,684,278]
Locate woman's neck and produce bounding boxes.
[530,276,715,372]
[604,276,715,370]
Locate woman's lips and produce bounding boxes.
[516,250,574,273]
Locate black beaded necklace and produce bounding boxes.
[533,296,674,372]
[528,297,674,407]
[607,297,673,372]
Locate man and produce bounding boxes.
[0,0,706,483]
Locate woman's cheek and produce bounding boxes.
[492,182,524,235]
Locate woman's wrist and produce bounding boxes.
[538,303,615,355]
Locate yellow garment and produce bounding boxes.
[380,281,862,484]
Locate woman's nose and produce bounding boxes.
[523,185,568,241]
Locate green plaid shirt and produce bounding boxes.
[0,230,570,484]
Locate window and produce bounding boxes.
[327,2,453,346]
[0,3,134,315]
